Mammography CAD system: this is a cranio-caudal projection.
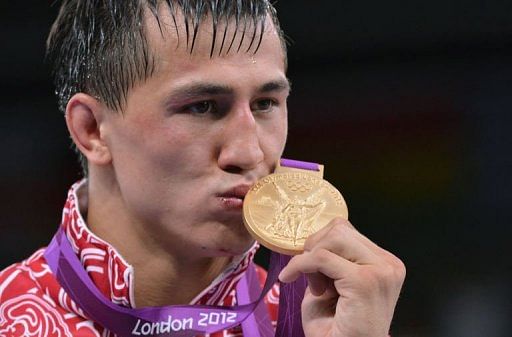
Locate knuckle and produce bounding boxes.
[303,234,317,251]
[311,248,331,265]
[331,216,347,225]
[357,263,405,287]
[353,257,407,291]
[304,218,355,251]
[330,221,351,237]
[381,264,397,280]
[384,253,407,279]
[331,217,352,229]
[355,266,381,287]
[379,258,407,284]
[326,225,342,241]
[392,258,407,281]
[304,233,316,252]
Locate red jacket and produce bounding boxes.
[0,180,279,337]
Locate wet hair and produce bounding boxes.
[46,0,287,174]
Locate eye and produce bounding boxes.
[184,101,216,114]
[252,98,277,113]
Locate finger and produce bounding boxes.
[304,218,378,264]
[306,272,329,296]
[310,219,406,288]
[347,227,400,262]
[327,218,398,261]
[304,217,356,252]
[279,248,355,283]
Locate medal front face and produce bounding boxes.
[243,172,348,255]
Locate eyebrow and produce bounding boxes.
[167,78,291,102]
[258,78,291,93]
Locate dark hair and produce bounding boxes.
[46,0,287,174]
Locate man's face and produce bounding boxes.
[99,10,289,257]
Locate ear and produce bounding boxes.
[65,93,112,166]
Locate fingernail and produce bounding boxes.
[278,270,285,283]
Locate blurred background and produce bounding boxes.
[1,1,511,336]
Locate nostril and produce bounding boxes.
[222,165,243,174]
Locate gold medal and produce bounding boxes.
[243,160,348,255]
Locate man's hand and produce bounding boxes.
[278,218,406,337]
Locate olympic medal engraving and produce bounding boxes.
[243,172,348,255]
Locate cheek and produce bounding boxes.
[106,117,196,196]
[265,115,288,156]
[280,115,288,148]
[112,128,206,221]
[135,118,199,167]
[149,123,218,175]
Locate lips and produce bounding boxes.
[223,185,251,199]
[217,185,252,210]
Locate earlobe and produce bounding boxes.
[65,93,112,166]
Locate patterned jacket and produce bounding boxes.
[0,180,279,337]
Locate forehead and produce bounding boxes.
[143,3,285,69]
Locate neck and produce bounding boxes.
[130,253,231,306]
[83,173,232,307]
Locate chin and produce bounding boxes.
[192,218,256,256]
[209,233,255,257]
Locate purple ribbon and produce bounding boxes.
[280,158,320,172]
[239,261,273,337]
[44,228,307,336]
[43,159,316,337]
[275,255,307,337]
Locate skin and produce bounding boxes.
[279,219,406,337]
[66,9,289,306]
[65,5,405,337]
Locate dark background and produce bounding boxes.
[1,1,511,336]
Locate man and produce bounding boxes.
[0,1,405,336]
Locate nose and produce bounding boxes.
[217,107,264,173]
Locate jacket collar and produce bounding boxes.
[61,179,259,307]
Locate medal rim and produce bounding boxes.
[243,172,348,255]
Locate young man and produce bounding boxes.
[0,1,405,336]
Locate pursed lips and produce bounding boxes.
[217,184,252,209]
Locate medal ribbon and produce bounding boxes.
[274,158,318,337]
[279,158,320,172]
[45,228,278,336]
[43,158,316,336]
